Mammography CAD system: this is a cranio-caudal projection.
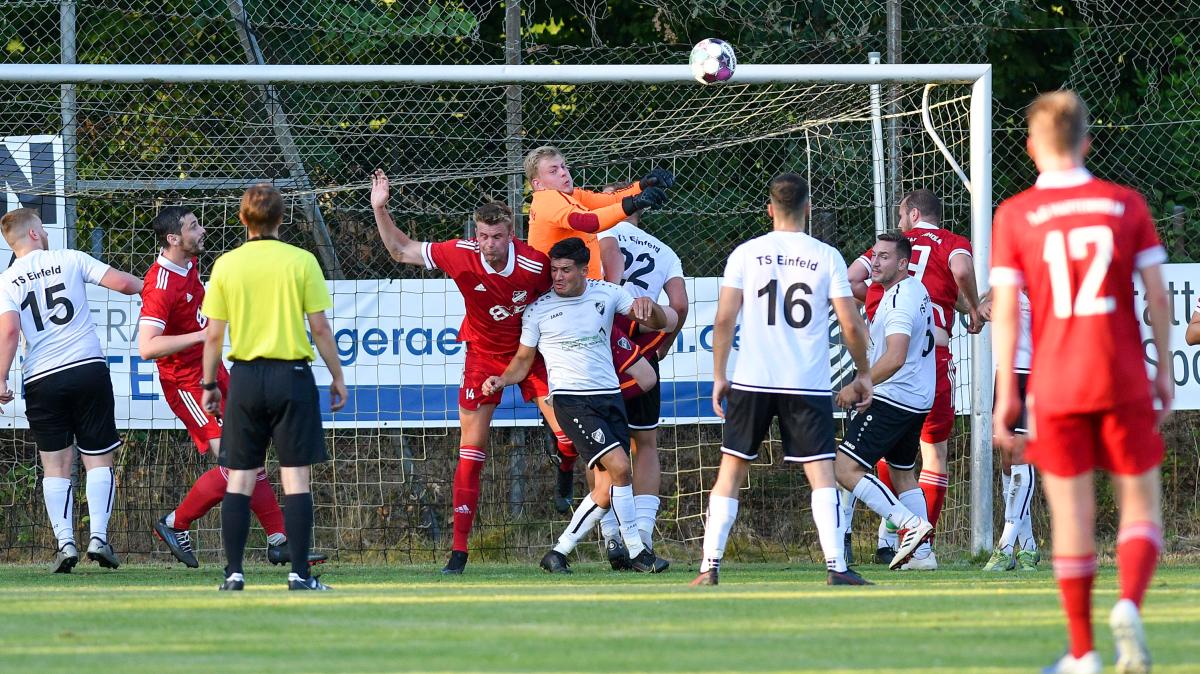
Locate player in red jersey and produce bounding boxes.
[141,207,323,569]
[846,189,983,567]
[371,170,575,575]
[992,91,1172,674]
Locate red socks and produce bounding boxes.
[1053,554,1097,658]
[249,472,285,538]
[874,460,894,491]
[918,470,948,528]
[555,430,577,473]
[173,467,228,529]
[451,446,486,553]
[1117,521,1162,608]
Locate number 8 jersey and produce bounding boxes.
[0,248,110,383]
[721,230,853,395]
[991,168,1166,414]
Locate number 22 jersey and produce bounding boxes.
[991,168,1166,414]
[0,248,110,383]
[721,230,853,395]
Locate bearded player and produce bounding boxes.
[143,207,323,569]
[371,170,572,575]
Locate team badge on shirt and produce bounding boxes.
[594,301,604,315]
[512,290,527,303]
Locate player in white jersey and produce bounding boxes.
[596,197,690,567]
[982,289,1041,571]
[482,237,676,574]
[0,208,142,572]
[691,173,876,587]
[833,231,938,571]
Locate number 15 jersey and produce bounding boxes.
[991,169,1166,414]
[0,248,110,383]
[721,230,853,395]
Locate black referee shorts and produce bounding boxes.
[220,359,327,470]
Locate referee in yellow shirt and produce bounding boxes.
[200,184,347,592]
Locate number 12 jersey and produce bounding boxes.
[721,230,853,395]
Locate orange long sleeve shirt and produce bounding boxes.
[527,183,642,279]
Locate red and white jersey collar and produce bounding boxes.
[1035,167,1093,189]
[478,241,515,277]
[156,253,193,277]
[912,221,940,231]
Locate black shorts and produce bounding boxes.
[552,393,630,470]
[24,361,121,455]
[720,388,836,463]
[624,357,660,431]
[220,359,327,470]
[837,397,928,471]
[992,371,1030,434]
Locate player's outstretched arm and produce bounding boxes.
[99,268,143,295]
[657,277,690,359]
[137,323,205,361]
[0,311,19,405]
[832,296,872,411]
[710,286,741,418]
[481,345,537,396]
[599,236,624,285]
[847,258,871,304]
[625,297,672,332]
[308,310,348,412]
[371,169,424,266]
[949,253,983,333]
[1140,263,1174,425]
[626,356,657,393]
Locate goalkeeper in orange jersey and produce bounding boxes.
[525,146,673,279]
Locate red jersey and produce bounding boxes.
[421,239,550,355]
[991,169,1166,414]
[139,254,210,385]
[858,222,973,330]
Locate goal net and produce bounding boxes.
[0,64,990,564]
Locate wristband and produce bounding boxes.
[201,380,218,391]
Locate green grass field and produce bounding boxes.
[1,561,1198,673]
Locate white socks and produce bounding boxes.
[999,464,1037,552]
[554,495,607,555]
[700,494,738,572]
[634,494,659,549]
[896,488,932,559]
[811,487,846,572]
[599,509,620,540]
[838,487,856,540]
[852,474,923,531]
[85,467,115,543]
[42,477,74,547]
[609,484,646,559]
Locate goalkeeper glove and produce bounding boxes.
[639,168,676,190]
[623,186,667,214]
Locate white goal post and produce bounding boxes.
[0,62,995,555]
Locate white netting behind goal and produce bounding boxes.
[0,74,976,564]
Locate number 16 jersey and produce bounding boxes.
[721,230,853,395]
[0,248,110,383]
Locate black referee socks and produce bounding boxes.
[221,492,252,576]
[284,493,315,579]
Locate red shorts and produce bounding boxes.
[920,346,955,444]
[1025,395,1165,477]
[460,348,549,411]
[162,367,228,453]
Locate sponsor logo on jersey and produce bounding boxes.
[591,428,605,444]
[512,290,527,303]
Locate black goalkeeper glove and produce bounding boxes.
[639,168,676,190]
[623,186,668,214]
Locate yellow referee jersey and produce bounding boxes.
[202,238,332,362]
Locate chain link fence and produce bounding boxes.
[0,1,1197,564]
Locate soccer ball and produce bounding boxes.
[689,38,736,84]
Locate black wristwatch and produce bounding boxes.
[201,380,218,391]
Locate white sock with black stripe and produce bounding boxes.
[851,474,921,531]
[634,494,660,549]
[700,494,738,573]
[610,484,646,559]
[85,466,115,543]
[42,477,74,547]
[553,494,607,556]
[811,487,846,572]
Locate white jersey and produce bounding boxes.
[721,230,852,395]
[0,248,110,383]
[1014,290,1032,374]
[870,276,935,412]
[596,221,684,300]
[521,280,635,396]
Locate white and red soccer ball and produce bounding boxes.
[689,38,736,84]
